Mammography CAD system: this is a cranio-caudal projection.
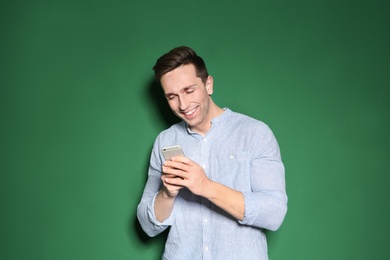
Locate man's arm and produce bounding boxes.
[136,171,172,237]
[201,179,245,220]
[162,156,245,221]
[136,150,177,237]
[154,177,183,222]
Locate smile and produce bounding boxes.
[183,107,197,116]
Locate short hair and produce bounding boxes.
[153,46,209,84]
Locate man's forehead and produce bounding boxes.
[161,65,201,91]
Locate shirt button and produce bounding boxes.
[205,246,209,251]
[202,164,206,169]
[204,218,208,223]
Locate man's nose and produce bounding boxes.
[178,96,188,110]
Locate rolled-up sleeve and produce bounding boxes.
[239,127,288,231]
[137,142,174,237]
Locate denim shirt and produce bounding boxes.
[137,108,287,260]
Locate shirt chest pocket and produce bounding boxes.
[212,151,252,191]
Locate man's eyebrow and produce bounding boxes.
[182,84,197,91]
[164,84,197,96]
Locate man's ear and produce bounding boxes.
[205,76,214,95]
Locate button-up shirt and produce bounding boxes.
[137,108,287,260]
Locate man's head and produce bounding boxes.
[153,46,221,135]
[153,46,209,84]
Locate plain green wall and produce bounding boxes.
[1,0,389,259]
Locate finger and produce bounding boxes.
[163,161,191,173]
[165,176,187,186]
[171,156,191,164]
[162,165,186,178]
[162,173,176,178]
[162,183,181,197]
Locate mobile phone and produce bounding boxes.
[161,145,184,160]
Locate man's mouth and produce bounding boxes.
[183,107,197,116]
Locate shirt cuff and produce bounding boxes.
[238,191,255,225]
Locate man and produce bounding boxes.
[137,46,287,260]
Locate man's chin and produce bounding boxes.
[183,118,197,128]
[177,114,195,123]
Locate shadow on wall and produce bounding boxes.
[130,77,179,258]
[146,77,181,127]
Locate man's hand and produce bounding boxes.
[162,156,211,197]
[160,170,184,198]
[159,155,245,221]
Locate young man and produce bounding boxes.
[137,46,287,260]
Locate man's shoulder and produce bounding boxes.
[162,121,186,133]
[156,121,186,139]
[228,109,269,129]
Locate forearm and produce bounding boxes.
[202,180,245,221]
[154,188,176,222]
[137,196,169,237]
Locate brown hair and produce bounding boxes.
[153,46,209,84]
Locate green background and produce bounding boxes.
[1,0,389,259]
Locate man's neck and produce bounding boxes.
[191,103,224,136]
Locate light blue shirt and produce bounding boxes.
[137,108,287,260]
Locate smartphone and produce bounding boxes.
[161,145,184,160]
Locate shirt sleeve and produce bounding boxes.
[239,126,288,231]
[136,140,174,237]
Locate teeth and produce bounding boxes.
[185,108,196,115]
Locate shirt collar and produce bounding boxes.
[185,107,232,135]
[211,107,231,125]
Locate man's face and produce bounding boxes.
[160,64,213,134]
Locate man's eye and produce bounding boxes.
[167,95,175,100]
[186,90,194,94]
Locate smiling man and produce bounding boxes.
[137,46,287,260]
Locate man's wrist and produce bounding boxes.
[160,187,177,199]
